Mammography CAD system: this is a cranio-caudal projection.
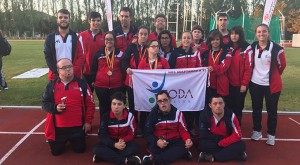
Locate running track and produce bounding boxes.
[0,107,299,165]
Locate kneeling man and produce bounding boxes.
[198,95,246,162]
[143,90,193,165]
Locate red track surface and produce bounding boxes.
[0,109,299,165]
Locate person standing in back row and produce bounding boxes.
[78,11,105,92]
[249,24,286,146]
[113,7,138,53]
[44,9,84,80]
[148,14,177,48]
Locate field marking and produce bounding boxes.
[0,119,45,165]
[289,117,300,125]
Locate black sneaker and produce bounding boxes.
[142,154,153,165]
[198,152,214,162]
[127,155,141,165]
[238,152,247,161]
[184,151,192,161]
[92,154,101,163]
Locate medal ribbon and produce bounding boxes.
[211,49,223,64]
[148,57,158,70]
[138,45,147,60]
[105,48,115,71]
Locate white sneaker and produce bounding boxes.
[266,134,275,146]
[251,131,262,141]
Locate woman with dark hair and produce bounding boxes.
[139,40,170,70]
[191,25,208,54]
[227,25,252,125]
[122,25,149,136]
[249,24,286,146]
[92,31,124,118]
[157,30,175,62]
[202,30,232,104]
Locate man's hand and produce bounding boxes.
[114,139,126,150]
[240,85,247,93]
[157,139,169,149]
[185,139,193,149]
[83,123,91,133]
[56,104,66,112]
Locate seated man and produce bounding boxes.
[198,95,247,162]
[143,90,193,165]
[42,58,95,156]
[93,92,141,165]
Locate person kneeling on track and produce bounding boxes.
[142,90,193,165]
[198,95,247,162]
[93,92,141,165]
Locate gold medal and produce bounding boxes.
[107,70,113,76]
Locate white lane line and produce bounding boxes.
[289,117,300,126]
[242,138,300,142]
[0,119,46,165]
[0,132,44,135]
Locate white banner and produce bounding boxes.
[104,0,113,31]
[132,68,208,112]
[262,0,277,26]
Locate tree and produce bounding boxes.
[287,9,300,33]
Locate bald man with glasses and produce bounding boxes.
[42,58,95,156]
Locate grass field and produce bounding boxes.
[0,40,299,111]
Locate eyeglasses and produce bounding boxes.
[149,45,160,49]
[156,19,166,23]
[58,65,73,70]
[105,38,114,42]
[161,37,170,40]
[157,98,169,104]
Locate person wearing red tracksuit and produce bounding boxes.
[198,95,246,162]
[91,32,124,118]
[138,40,170,70]
[93,92,141,164]
[191,25,208,55]
[42,58,95,156]
[142,90,193,165]
[227,26,252,125]
[113,7,138,53]
[202,30,232,104]
[157,30,176,62]
[148,14,177,48]
[169,31,202,69]
[138,40,170,136]
[249,24,286,146]
[169,31,202,135]
[121,26,149,129]
[78,12,105,92]
[44,9,84,80]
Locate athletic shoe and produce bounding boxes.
[266,134,275,146]
[93,154,101,163]
[184,151,192,161]
[198,152,214,162]
[142,154,153,165]
[127,155,141,165]
[238,152,247,161]
[3,86,8,90]
[251,131,262,141]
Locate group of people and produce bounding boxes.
[41,7,286,164]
